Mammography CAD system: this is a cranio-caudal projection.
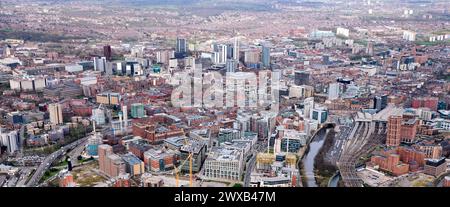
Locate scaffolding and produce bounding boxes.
[256,153,275,171]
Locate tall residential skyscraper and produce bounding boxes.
[226,59,237,73]
[366,41,374,56]
[98,144,113,175]
[175,37,187,58]
[93,57,107,72]
[373,95,388,112]
[103,45,112,61]
[328,82,340,100]
[185,56,195,70]
[303,97,314,118]
[122,105,128,133]
[48,103,63,125]
[387,115,402,147]
[233,37,240,61]
[213,44,227,64]
[156,50,171,65]
[0,130,19,154]
[262,46,270,68]
[226,43,234,59]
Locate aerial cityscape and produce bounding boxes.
[0,0,449,188]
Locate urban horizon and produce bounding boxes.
[0,0,449,190]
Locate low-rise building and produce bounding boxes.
[121,153,145,176]
[203,147,243,181]
[424,158,447,177]
[143,149,177,172]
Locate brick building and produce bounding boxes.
[400,119,417,143]
[387,115,402,147]
[369,146,426,176]
[132,116,184,144]
[423,158,447,177]
[411,97,439,111]
[98,144,126,178]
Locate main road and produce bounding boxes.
[243,139,268,187]
[243,152,256,187]
[26,137,89,187]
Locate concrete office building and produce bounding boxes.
[279,129,307,153]
[262,45,270,68]
[328,82,340,100]
[91,108,106,126]
[218,128,241,146]
[233,37,240,61]
[93,57,107,72]
[203,147,243,181]
[289,85,314,98]
[294,71,310,86]
[311,107,328,124]
[48,103,63,125]
[131,103,146,118]
[0,130,19,154]
[121,153,145,176]
[9,76,46,92]
[175,37,187,58]
[179,140,207,173]
[143,149,177,172]
[373,95,388,112]
[226,59,237,73]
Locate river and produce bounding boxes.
[302,129,327,187]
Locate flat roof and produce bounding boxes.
[121,153,143,165]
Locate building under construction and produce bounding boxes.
[256,153,275,172]
[256,152,297,172]
[179,139,207,173]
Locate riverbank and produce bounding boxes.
[301,128,328,187]
[314,129,337,187]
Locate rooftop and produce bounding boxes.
[121,153,143,165]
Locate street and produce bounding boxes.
[25,137,89,187]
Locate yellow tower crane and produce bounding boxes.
[174,153,193,187]
[174,137,194,187]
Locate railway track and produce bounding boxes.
[337,121,386,187]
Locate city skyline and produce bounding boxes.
[0,0,449,189]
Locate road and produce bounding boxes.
[67,140,88,166]
[243,152,256,187]
[26,137,89,187]
[243,139,268,187]
[15,167,33,187]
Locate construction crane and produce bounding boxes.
[174,137,193,187]
[174,153,193,187]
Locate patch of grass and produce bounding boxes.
[56,160,69,167]
[40,168,60,183]
[76,174,105,187]
[415,39,450,46]
[0,29,83,42]
[232,183,242,187]
[412,178,433,187]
